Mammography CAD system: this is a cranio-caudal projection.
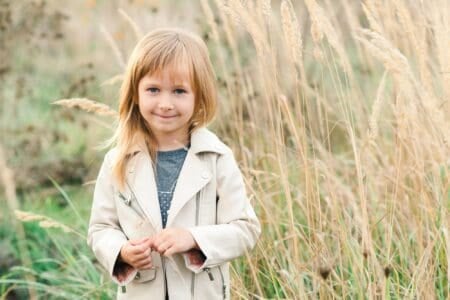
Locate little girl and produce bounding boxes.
[87,28,261,300]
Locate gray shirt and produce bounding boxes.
[155,147,188,228]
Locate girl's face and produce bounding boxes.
[137,66,195,147]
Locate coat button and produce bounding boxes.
[201,171,210,179]
[135,271,140,280]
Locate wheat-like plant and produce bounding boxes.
[2,0,449,298]
[118,8,143,40]
[52,98,117,117]
[100,25,126,69]
[0,146,38,299]
[14,209,84,238]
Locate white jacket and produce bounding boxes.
[87,127,261,299]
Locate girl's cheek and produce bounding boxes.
[138,103,151,117]
[139,97,152,109]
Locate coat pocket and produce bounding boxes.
[133,267,157,283]
[195,266,226,299]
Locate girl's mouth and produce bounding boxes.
[153,113,177,119]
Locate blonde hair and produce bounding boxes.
[109,28,217,189]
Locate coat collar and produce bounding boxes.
[122,127,227,230]
[125,127,227,156]
[189,127,228,155]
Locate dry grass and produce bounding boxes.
[52,98,117,117]
[14,210,84,238]
[0,146,38,299]
[209,0,449,298]
[1,0,449,298]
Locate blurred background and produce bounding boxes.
[0,0,449,299]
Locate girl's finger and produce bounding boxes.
[152,235,166,248]
[156,241,172,254]
[140,263,154,270]
[132,250,151,262]
[130,243,149,255]
[144,237,154,249]
[164,244,177,256]
[136,257,152,268]
[129,238,145,246]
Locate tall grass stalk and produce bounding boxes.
[209,0,449,298]
[2,0,448,298]
[0,145,38,299]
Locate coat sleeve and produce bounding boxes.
[183,150,261,272]
[87,151,138,285]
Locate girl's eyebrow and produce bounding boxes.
[140,76,190,88]
[172,83,189,88]
[140,79,159,86]
[143,78,160,84]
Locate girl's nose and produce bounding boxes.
[158,95,174,111]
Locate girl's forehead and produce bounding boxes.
[145,63,193,84]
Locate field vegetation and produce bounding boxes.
[0,0,449,299]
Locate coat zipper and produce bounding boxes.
[204,267,214,280]
[190,268,195,299]
[191,191,201,299]
[117,182,144,295]
[218,266,226,299]
[203,267,225,299]
[118,182,154,295]
[118,183,146,221]
[162,256,167,298]
[126,182,146,219]
[122,162,223,298]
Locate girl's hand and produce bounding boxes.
[119,237,153,270]
[152,228,198,256]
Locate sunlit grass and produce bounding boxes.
[0,0,448,299]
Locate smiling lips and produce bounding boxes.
[153,113,177,119]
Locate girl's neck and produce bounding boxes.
[155,133,190,151]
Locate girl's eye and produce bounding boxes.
[147,87,159,93]
[174,89,187,95]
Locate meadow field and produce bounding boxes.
[0,0,449,299]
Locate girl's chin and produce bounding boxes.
[149,125,189,135]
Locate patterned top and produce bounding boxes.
[155,147,188,228]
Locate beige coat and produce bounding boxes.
[87,128,261,300]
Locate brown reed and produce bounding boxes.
[52,98,118,116]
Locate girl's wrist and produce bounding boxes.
[192,240,199,249]
[186,230,199,249]
[119,245,129,264]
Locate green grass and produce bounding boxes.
[1,0,449,298]
[0,183,116,299]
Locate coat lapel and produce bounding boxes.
[128,153,163,231]
[166,150,211,227]
[123,128,226,230]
